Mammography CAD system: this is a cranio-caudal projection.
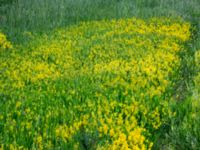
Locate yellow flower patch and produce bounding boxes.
[0,17,191,149]
[0,32,12,49]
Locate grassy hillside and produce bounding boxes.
[0,0,200,149]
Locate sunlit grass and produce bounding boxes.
[0,17,192,149]
[0,0,200,149]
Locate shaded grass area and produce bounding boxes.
[153,26,200,150]
[156,49,200,150]
[0,0,199,42]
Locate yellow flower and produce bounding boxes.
[37,135,43,144]
[26,122,32,129]
[109,128,115,137]
[0,32,13,49]
[103,124,108,134]
[16,101,22,108]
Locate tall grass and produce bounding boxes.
[0,0,199,32]
[0,0,199,45]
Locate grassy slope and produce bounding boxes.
[0,0,200,149]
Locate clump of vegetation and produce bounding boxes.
[0,17,191,149]
[0,0,199,149]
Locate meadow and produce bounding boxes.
[0,0,200,149]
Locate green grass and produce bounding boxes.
[155,49,200,150]
[0,16,192,150]
[0,0,200,149]
[0,0,199,59]
[0,0,199,36]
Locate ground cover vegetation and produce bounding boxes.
[0,0,200,149]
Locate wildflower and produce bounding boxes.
[103,124,108,134]
[109,128,115,137]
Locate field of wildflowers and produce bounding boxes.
[0,17,192,149]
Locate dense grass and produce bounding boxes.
[0,0,199,32]
[0,17,192,150]
[156,49,200,150]
[0,0,200,149]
